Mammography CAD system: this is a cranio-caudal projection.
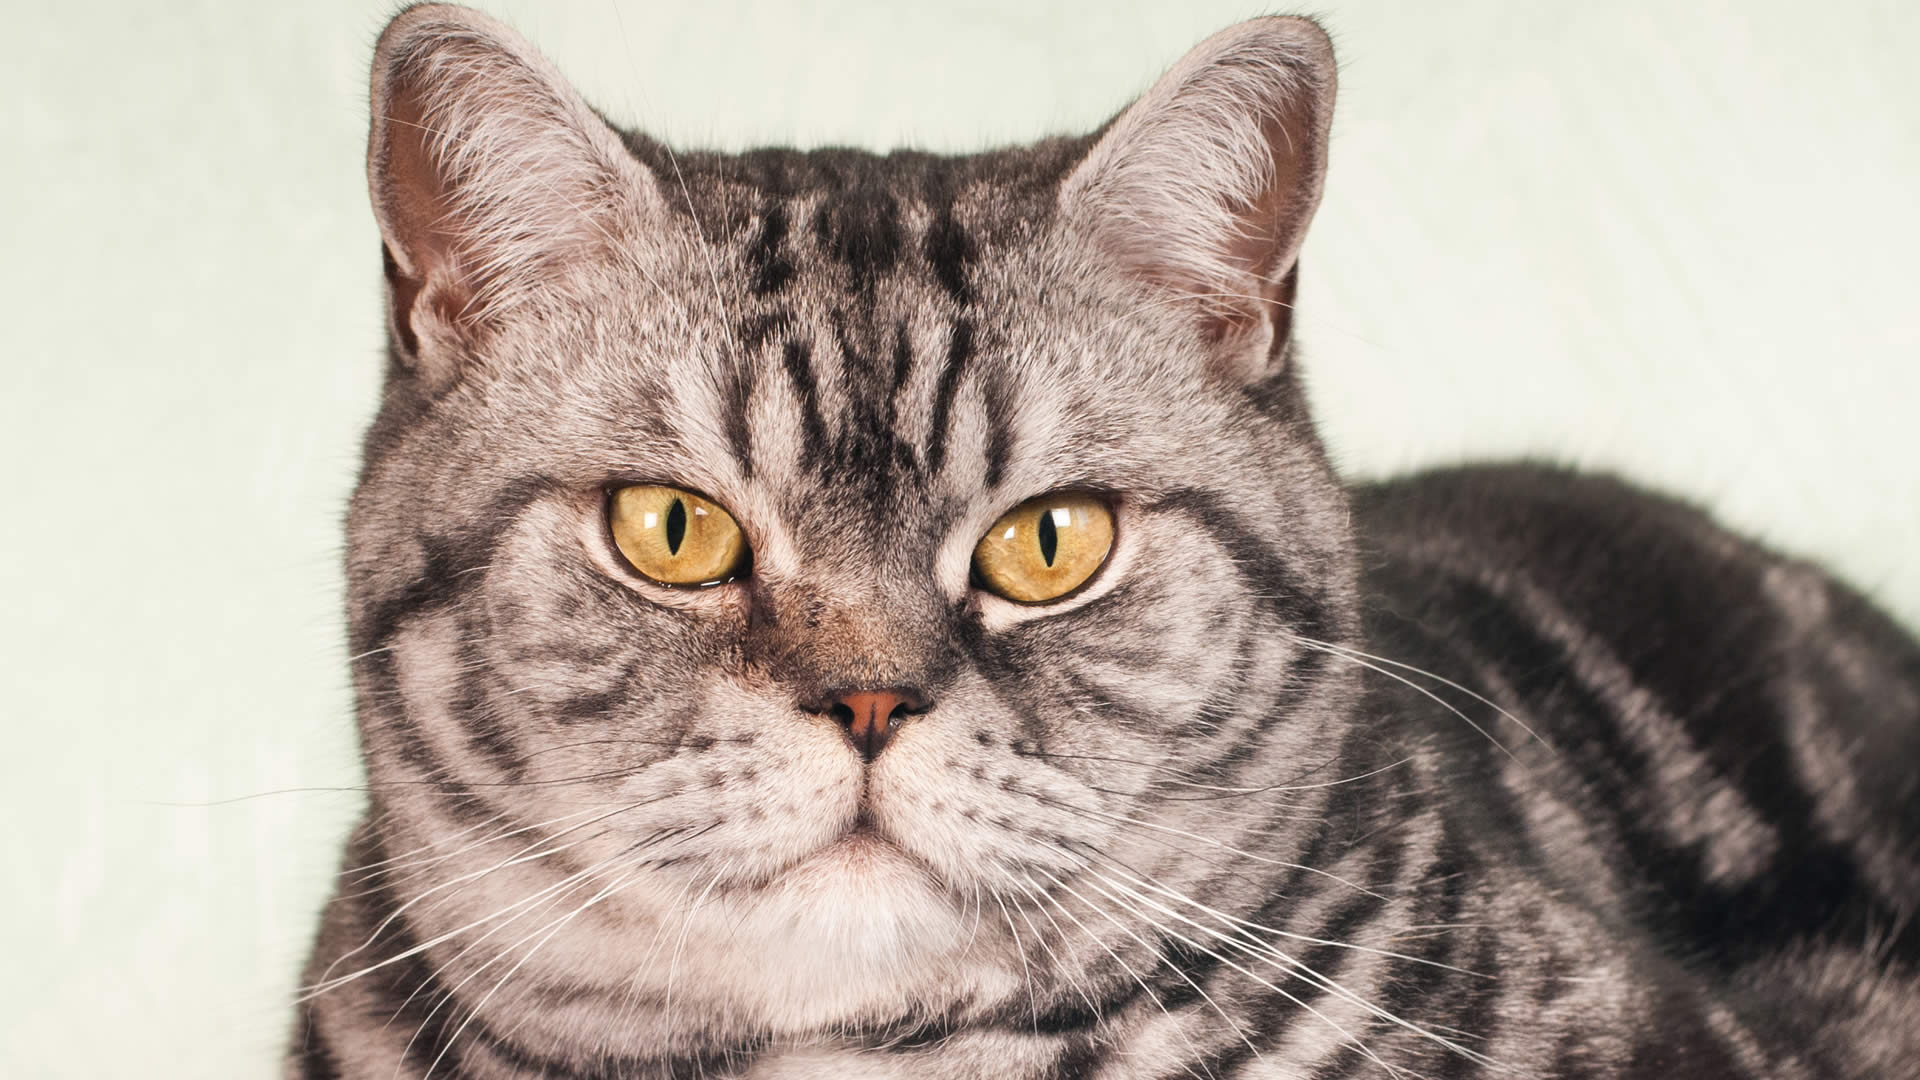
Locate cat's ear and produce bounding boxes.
[367,4,662,383]
[1060,17,1335,382]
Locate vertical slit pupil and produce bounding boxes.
[665,498,687,555]
[1037,508,1058,567]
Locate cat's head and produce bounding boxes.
[347,3,1356,1033]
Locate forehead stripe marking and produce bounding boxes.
[746,199,795,297]
[780,338,831,473]
[983,369,1013,489]
[924,317,975,477]
[721,360,758,479]
[923,203,976,305]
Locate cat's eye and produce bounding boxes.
[607,485,749,586]
[972,493,1115,604]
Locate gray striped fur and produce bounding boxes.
[295,6,1920,1077]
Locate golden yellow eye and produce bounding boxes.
[972,493,1115,604]
[607,485,749,586]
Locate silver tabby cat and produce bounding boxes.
[295,5,1920,1077]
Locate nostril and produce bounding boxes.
[828,703,856,729]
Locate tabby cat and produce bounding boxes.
[293,6,1920,1077]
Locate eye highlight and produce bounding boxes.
[607,485,749,586]
[972,493,1115,604]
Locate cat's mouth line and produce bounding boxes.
[819,807,945,876]
[833,806,905,856]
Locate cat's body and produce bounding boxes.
[295,7,1920,1077]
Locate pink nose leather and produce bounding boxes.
[828,689,918,761]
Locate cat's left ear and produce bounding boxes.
[1061,17,1335,382]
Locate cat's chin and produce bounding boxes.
[651,827,1001,1032]
[793,815,930,874]
[741,817,948,929]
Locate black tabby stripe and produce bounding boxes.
[1433,931,1502,1080]
[347,863,764,1080]
[452,634,525,781]
[738,310,793,351]
[887,319,922,477]
[1044,1036,1105,1080]
[826,309,914,487]
[293,1006,342,1080]
[889,318,914,396]
[351,478,559,823]
[1402,560,1880,968]
[924,318,975,477]
[1141,934,1234,1015]
[812,184,902,297]
[780,338,831,472]
[551,655,640,726]
[1017,989,1110,1036]
[923,202,976,305]
[1240,813,1412,1066]
[720,358,760,478]
[351,478,559,658]
[745,200,795,296]
[1365,828,1491,1078]
[1145,488,1335,647]
[983,368,1014,488]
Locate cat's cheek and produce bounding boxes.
[661,679,871,875]
[859,701,1106,887]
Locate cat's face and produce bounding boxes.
[347,5,1354,1031]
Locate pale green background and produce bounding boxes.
[4,1,1916,1075]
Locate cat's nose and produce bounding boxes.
[803,687,930,762]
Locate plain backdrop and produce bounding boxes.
[4,1,1916,1075]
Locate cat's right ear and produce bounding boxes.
[367,4,663,386]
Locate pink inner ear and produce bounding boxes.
[377,85,478,352]
[364,6,675,377]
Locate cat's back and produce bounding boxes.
[1349,464,1920,1007]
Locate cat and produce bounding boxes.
[293,5,1920,1077]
